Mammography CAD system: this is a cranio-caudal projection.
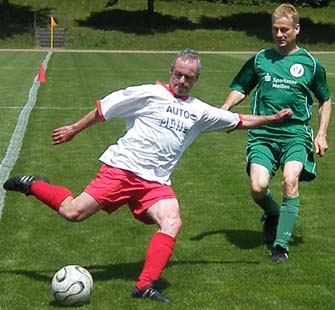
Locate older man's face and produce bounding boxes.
[169,58,199,97]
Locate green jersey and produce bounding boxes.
[230,48,331,180]
[230,48,330,138]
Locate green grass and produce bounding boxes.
[0,51,335,309]
[0,0,335,50]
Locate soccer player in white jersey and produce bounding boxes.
[222,4,332,263]
[4,49,292,302]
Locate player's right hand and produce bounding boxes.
[52,125,76,145]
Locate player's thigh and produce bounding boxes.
[282,161,303,197]
[146,198,181,235]
[146,198,180,223]
[61,192,102,221]
[281,142,305,186]
[250,163,271,192]
[282,161,303,179]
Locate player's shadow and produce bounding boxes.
[0,229,302,288]
[0,259,258,307]
[0,256,260,289]
[190,229,303,249]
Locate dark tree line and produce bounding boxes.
[1,0,333,25]
[0,0,10,23]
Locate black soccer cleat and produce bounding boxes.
[261,213,279,243]
[3,175,49,196]
[272,245,289,263]
[131,284,170,303]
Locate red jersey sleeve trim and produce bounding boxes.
[227,113,243,133]
[236,113,243,128]
[96,100,106,122]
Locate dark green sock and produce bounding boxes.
[274,197,300,251]
[254,189,280,216]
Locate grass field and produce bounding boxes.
[0,51,335,309]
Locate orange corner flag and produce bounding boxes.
[38,64,46,83]
[50,16,57,27]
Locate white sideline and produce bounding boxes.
[0,51,53,218]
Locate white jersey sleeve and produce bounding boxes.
[97,83,241,185]
[97,84,153,120]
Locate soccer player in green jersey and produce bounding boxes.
[222,4,332,263]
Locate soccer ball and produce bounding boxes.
[51,265,93,306]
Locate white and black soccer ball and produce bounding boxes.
[51,265,93,306]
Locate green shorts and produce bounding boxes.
[246,139,316,182]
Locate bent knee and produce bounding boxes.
[172,216,183,232]
[250,182,268,201]
[58,194,100,222]
[59,207,84,222]
[161,215,182,237]
[282,177,299,198]
[283,175,298,188]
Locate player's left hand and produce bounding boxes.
[314,135,328,157]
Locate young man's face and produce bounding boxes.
[272,16,300,53]
[169,58,199,97]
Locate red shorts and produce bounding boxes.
[84,165,176,224]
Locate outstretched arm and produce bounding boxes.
[238,108,293,129]
[52,108,101,145]
[314,99,332,157]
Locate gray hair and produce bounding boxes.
[171,48,201,76]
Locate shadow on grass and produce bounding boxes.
[200,14,335,45]
[0,257,259,286]
[190,229,303,250]
[77,9,335,45]
[1,3,334,46]
[0,3,51,39]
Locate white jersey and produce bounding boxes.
[97,82,241,185]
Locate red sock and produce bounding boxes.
[30,181,73,212]
[136,232,176,290]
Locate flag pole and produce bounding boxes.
[50,25,54,49]
[50,16,57,50]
